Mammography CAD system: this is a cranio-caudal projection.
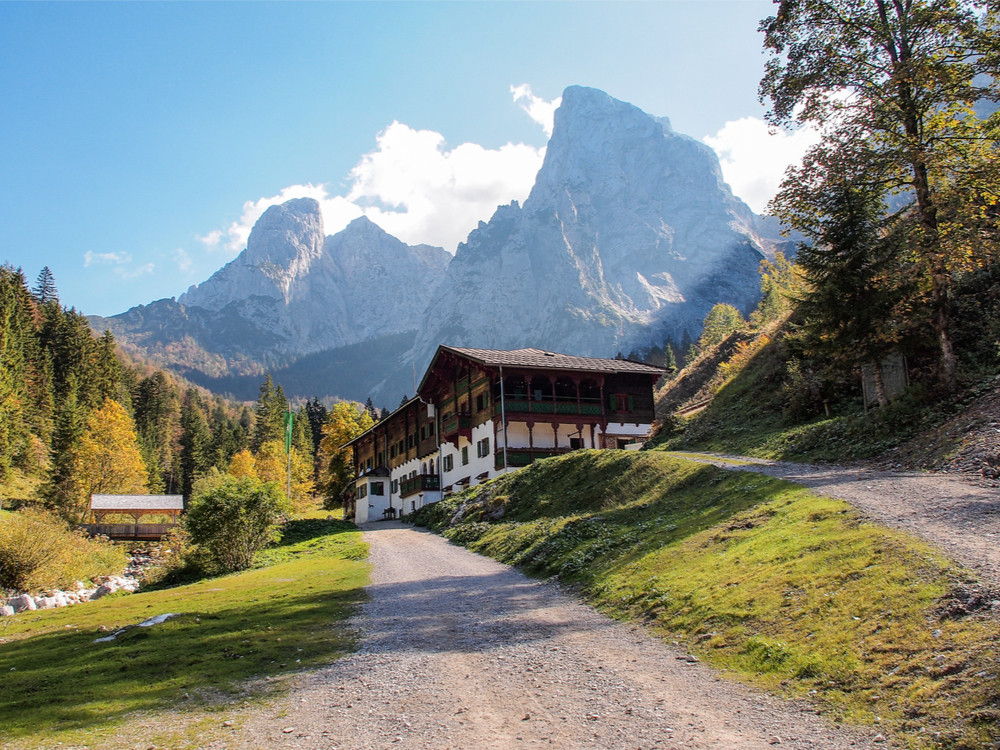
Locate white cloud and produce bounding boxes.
[198,119,545,257]
[117,263,155,279]
[173,248,192,273]
[197,183,348,255]
[510,84,561,137]
[703,117,822,214]
[344,121,544,250]
[84,250,131,267]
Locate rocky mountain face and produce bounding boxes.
[95,86,786,403]
[90,202,450,387]
[382,86,780,398]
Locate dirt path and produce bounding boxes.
[227,522,882,750]
[669,452,1000,592]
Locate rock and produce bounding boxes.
[9,594,36,613]
[396,85,778,401]
[36,597,56,609]
[91,582,118,600]
[0,605,15,617]
[94,204,451,397]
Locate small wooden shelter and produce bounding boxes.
[87,494,184,540]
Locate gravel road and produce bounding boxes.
[672,453,1000,591]
[229,522,882,750]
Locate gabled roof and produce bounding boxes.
[341,396,422,449]
[427,345,666,380]
[90,495,184,511]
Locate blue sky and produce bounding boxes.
[0,1,815,317]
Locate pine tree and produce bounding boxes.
[92,330,123,405]
[179,389,212,499]
[251,375,287,451]
[304,397,327,454]
[32,266,58,304]
[43,383,86,518]
[133,371,181,494]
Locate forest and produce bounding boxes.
[0,266,374,523]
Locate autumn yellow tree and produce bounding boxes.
[72,398,147,521]
[254,440,287,486]
[227,448,257,479]
[318,402,374,509]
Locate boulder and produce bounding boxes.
[0,605,15,617]
[9,594,36,613]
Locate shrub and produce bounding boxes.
[185,476,290,572]
[0,509,127,593]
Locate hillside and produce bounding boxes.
[647,256,1000,484]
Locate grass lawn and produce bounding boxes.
[0,518,367,747]
[414,450,1000,749]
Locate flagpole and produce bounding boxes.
[286,400,292,500]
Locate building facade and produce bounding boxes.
[346,346,664,523]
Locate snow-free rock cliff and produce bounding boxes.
[389,86,774,396]
[92,201,450,377]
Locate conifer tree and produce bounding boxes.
[304,397,327,453]
[179,389,212,498]
[43,383,86,517]
[32,266,58,304]
[251,375,288,451]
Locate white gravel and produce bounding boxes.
[228,522,883,750]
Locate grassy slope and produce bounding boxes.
[653,326,962,463]
[414,451,1000,749]
[0,518,367,746]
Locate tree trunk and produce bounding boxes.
[872,360,889,408]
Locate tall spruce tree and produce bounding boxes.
[179,389,212,498]
[32,266,58,304]
[251,375,288,451]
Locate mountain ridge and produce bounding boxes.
[93,85,788,403]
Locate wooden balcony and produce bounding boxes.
[441,414,472,440]
[494,398,603,417]
[399,474,441,498]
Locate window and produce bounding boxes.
[356,484,367,500]
[477,437,490,458]
[391,479,399,494]
[476,393,487,412]
[371,482,385,496]
[612,393,632,411]
[570,437,584,450]
[443,455,454,472]
[461,446,469,465]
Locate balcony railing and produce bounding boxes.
[400,474,441,497]
[441,414,471,437]
[494,398,603,417]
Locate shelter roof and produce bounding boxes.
[90,495,184,511]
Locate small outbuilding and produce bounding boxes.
[87,494,184,540]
